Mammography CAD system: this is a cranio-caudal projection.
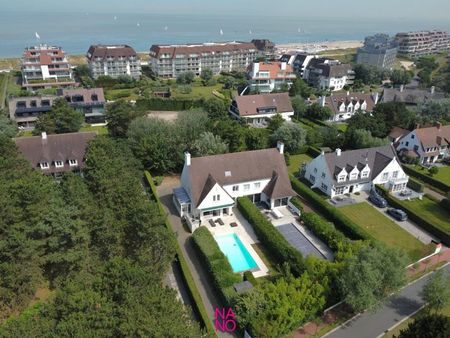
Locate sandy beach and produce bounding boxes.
[275,40,363,55]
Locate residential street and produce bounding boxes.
[325,263,450,338]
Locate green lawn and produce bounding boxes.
[335,123,348,133]
[340,203,434,262]
[80,124,108,135]
[288,153,313,175]
[401,196,450,234]
[104,88,140,101]
[433,166,450,186]
[171,83,224,100]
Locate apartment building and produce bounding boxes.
[304,58,354,91]
[87,45,141,79]
[279,53,318,78]
[21,44,75,91]
[251,39,276,60]
[356,34,398,69]
[395,30,450,58]
[149,41,258,78]
[248,61,296,93]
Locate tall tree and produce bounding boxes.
[394,314,450,338]
[34,98,83,135]
[423,270,450,313]
[192,132,228,157]
[204,97,229,120]
[271,122,307,153]
[106,100,139,138]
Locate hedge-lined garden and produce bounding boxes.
[377,185,450,246]
[402,165,450,194]
[144,171,216,334]
[237,197,305,275]
[135,97,205,112]
[192,227,241,305]
[407,177,425,193]
[289,174,374,241]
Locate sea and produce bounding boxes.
[1,11,450,58]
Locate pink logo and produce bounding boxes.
[214,307,237,332]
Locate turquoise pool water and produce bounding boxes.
[214,233,258,273]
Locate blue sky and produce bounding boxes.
[6,0,450,19]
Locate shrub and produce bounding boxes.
[290,175,373,241]
[192,227,241,305]
[237,197,305,276]
[429,166,439,176]
[407,177,424,193]
[243,271,257,286]
[377,185,450,246]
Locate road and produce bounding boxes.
[325,263,450,338]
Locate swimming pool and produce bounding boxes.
[214,233,258,273]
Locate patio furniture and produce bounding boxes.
[209,219,216,227]
[230,222,238,228]
[217,218,225,226]
[400,190,412,197]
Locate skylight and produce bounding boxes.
[225,171,232,177]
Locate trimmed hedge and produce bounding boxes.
[307,146,322,158]
[290,196,304,214]
[237,197,305,275]
[290,175,374,241]
[192,227,241,305]
[144,171,216,334]
[243,271,257,286]
[440,198,450,211]
[377,185,450,246]
[402,165,450,193]
[135,97,204,111]
[407,176,424,193]
[300,213,353,257]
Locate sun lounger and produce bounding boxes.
[209,219,216,227]
[230,222,238,227]
[217,218,225,226]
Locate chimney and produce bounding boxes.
[400,84,404,92]
[319,96,326,107]
[346,91,350,96]
[335,148,341,156]
[41,132,47,140]
[430,86,435,94]
[277,141,284,155]
[372,91,379,105]
[184,152,191,166]
[281,62,287,71]
[321,150,325,156]
[435,122,442,130]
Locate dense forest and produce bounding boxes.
[0,134,202,337]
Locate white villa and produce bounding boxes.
[173,143,296,232]
[303,145,409,198]
[396,123,450,164]
[229,93,294,126]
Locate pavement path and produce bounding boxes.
[325,263,450,338]
[157,176,234,338]
[424,187,446,202]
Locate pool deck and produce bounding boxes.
[206,209,269,278]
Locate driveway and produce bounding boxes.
[352,192,438,244]
[157,176,235,338]
[325,263,450,338]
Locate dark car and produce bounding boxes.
[387,208,408,221]
[369,192,387,208]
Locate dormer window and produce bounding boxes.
[69,159,78,166]
[361,171,369,178]
[40,162,49,170]
[350,173,358,180]
[338,175,346,182]
[55,161,64,168]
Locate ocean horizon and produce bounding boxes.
[1,10,450,58]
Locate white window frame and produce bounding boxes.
[55,161,64,168]
[338,175,346,183]
[392,171,399,179]
[69,159,78,166]
[361,171,369,178]
[243,184,250,191]
[40,162,49,170]
[254,182,261,189]
[382,172,389,181]
[350,173,358,180]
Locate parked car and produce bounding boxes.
[387,208,408,221]
[369,191,387,208]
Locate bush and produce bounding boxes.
[307,146,322,158]
[300,213,356,260]
[377,185,450,246]
[429,166,439,176]
[407,177,424,193]
[243,271,257,286]
[237,197,305,275]
[135,98,204,111]
[402,165,450,193]
[440,198,450,211]
[290,175,373,241]
[192,227,241,305]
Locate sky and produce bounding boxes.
[5,0,450,20]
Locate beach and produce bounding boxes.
[275,40,363,54]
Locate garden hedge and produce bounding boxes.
[243,271,258,286]
[135,97,204,111]
[290,196,304,214]
[144,171,216,334]
[289,175,374,241]
[402,165,450,193]
[237,197,305,275]
[377,185,450,246]
[407,177,424,193]
[307,146,322,158]
[192,227,241,305]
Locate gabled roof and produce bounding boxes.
[87,45,137,60]
[325,92,377,115]
[324,145,398,185]
[382,87,446,104]
[187,148,295,207]
[415,124,450,148]
[233,93,293,117]
[263,170,296,200]
[14,132,96,174]
[389,127,410,141]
